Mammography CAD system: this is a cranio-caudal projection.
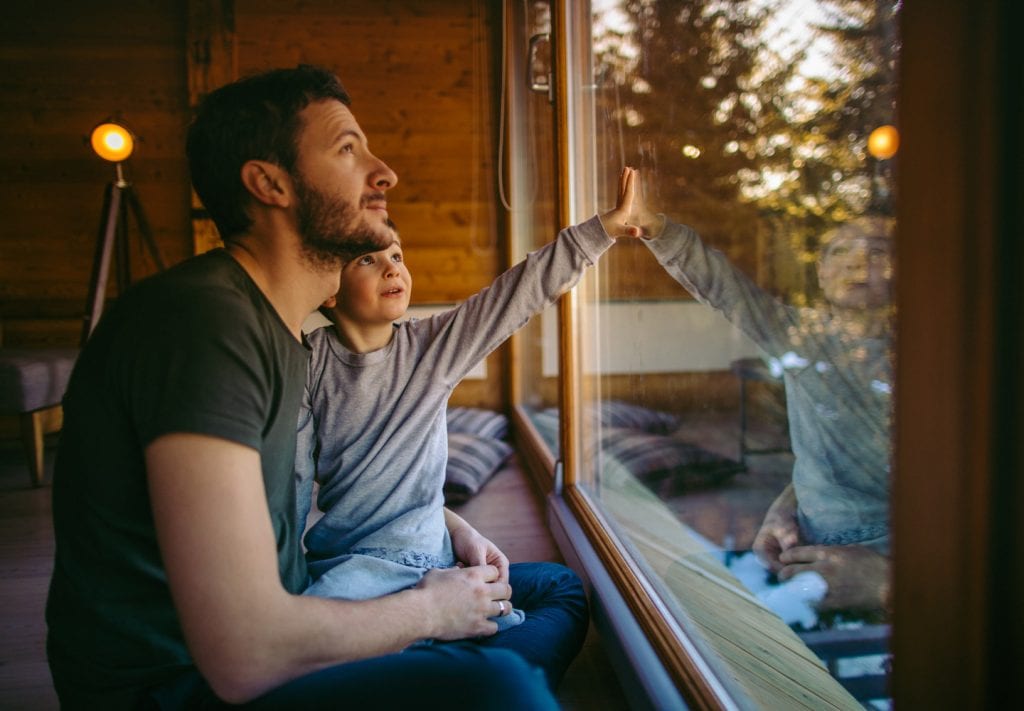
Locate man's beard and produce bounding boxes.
[292,171,391,267]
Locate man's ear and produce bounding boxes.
[240,160,292,208]
[322,295,337,309]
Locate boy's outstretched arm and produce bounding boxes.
[599,167,665,239]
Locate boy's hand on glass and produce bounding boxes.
[599,166,664,239]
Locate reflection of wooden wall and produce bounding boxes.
[585,371,739,415]
[1,1,504,407]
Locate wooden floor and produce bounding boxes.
[0,441,630,710]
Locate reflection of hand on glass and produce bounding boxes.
[752,483,801,571]
[777,544,892,612]
[598,167,664,239]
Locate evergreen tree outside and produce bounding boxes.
[589,0,899,302]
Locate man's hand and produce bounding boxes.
[415,565,512,640]
[599,167,663,239]
[777,544,891,612]
[752,484,802,572]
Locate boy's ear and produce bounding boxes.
[240,160,292,207]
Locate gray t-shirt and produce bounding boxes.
[644,222,892,552]
[297,215,614,599]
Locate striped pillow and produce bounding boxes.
[446,407,509,440]
[444,432,513,504]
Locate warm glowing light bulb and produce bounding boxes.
[868,125,899,160]
[90,122,135,162]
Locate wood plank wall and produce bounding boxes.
[1,1,192,347]
[1,0,506,408]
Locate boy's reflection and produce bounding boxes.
[643,211,894,613]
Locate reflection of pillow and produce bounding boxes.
[446,407,509,440]
[592,400,678,434]
[444,432,513,504]
[601,427,744,494]
[528,407,561,452]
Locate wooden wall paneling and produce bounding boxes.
[226,1,505,407]
[233,0,502,307]
[0,1,191,346]
[186,0,237,254]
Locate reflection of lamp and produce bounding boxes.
[82,119,165,343]
[867,125,899,214]
[868,125,900,160]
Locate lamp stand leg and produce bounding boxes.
[115,194,131,295]
[82,182,124,345]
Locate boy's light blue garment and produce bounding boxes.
[296,215,615,624]
[644,222,892,553]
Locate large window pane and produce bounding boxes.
[568,1,898,706]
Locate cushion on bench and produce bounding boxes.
[0,347,79,414]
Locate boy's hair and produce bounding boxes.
[819,215,894,260]
[186,65,351,241]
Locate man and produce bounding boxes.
[641,210,894,612]
[46,66,561,709]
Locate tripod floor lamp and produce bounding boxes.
[82,120,166,344]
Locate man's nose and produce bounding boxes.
[370,155,398,190]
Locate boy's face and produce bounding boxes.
[290,100,399,262]
[818,233,893,310]
[335,239,412,326]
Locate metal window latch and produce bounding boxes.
[527,33,553,103]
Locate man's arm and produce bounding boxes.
[147,433,510,703]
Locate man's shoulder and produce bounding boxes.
[137,250,250,303]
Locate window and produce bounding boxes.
[511,1,903,707]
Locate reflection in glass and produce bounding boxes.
[570,0,898,706]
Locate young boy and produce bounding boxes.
[296,167,653,686]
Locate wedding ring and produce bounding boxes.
[497,600,506,615]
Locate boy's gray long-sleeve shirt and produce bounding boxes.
[297,215,615,599]
[644,222,892,553]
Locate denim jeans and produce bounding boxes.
[147,562,588,710]
[473,561,589,688]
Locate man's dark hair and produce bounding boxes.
[186,65,351,240]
